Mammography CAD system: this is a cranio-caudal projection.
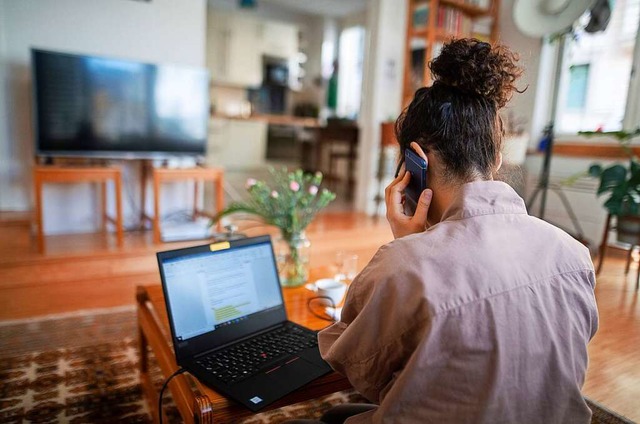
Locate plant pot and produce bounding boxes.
[616,215,640,245]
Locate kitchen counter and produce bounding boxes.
[212,113,321,128]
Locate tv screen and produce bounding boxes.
[32,49,209,158]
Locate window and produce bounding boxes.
[337,26,366,119]
[566,64,590,110]
[556,0,640,134]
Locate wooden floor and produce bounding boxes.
[0,212,638,421]
[0,212,393,319]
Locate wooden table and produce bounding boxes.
[136,274,351,423]
[33,165,124,253]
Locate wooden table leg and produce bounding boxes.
[101,181,108,233]
[153,175,161,244]
[625,247,634,275]
[34,174,44,253]
[115,173,124,247]
[596,214,611,275]
[140,161,150,229]
[193,180,200,220]
[348,139,357,201]
[137,286,198,423]
[214,172,224,232]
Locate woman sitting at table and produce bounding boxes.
[286,38,598,424]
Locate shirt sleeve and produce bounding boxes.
[318,243,430,403]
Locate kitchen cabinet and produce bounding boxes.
[207,12,262,87]
[260,21,298,59]
[207,9,299,88]
[207,118,268,170]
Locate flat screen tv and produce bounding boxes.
[32,49,209,158]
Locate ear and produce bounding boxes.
[410,142,428,161]
[495,152,503,173]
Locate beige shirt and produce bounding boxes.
[319,181,598,424]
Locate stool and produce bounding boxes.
[150,167,224,244]
[596,213,640,290]
[33,166,124,253]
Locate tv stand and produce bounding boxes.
[141,165,225,243]
[33,165,124,252]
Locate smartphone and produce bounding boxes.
[404,148,428,215]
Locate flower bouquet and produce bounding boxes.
[212,168,336,287]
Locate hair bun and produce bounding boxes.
[429,38,523,108]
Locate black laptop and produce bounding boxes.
[156,235,332,411]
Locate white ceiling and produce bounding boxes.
[253,0,368,17]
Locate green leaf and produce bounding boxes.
[597,165,627,195]
[603,195,624,216]
[588,164,603,177]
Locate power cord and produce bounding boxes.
[158,367,187,424]
[306,296,338,322]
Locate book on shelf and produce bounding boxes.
[437,6,474,37]
[413,3,430,29]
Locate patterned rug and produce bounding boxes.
[0,309,635,424]
[0,308,366,424]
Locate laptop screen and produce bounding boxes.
[159,239,284,342]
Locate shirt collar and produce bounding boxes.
[440,181,528,222]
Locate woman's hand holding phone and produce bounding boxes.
[385,142,433,239]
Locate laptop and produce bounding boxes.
[156,235,332,411]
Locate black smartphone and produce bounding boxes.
[404,148,428,215]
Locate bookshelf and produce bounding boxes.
[402,0,500,105]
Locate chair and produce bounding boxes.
[314,122,359,200]
[596,214,640,290]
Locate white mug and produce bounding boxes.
[311,278,348,306]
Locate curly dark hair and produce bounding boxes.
[396,38,524,182]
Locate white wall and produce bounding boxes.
[498,0,544,143]
[0,0,10,210]
[0,0,207,234]
[355,0,407,215]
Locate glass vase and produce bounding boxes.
[275,231,311,288]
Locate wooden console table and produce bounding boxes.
[149,167,225,244]
[136,277,351,423]
[33,166,124,253]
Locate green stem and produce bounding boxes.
[283,232,306,285]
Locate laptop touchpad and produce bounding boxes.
[265,357,326,385]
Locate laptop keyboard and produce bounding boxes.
[195,324,319,384]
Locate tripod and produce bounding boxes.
[525,35,587,245]
[526,124,586,241]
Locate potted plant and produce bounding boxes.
[212,168,336,287]
[585,128,640,244]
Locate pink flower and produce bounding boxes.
[289,181,300,192]
[308,185,318,195]
[245,178,257,189]
[271,190,279,198]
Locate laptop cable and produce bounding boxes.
[307,296,338,322]
[158,367,187,424]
